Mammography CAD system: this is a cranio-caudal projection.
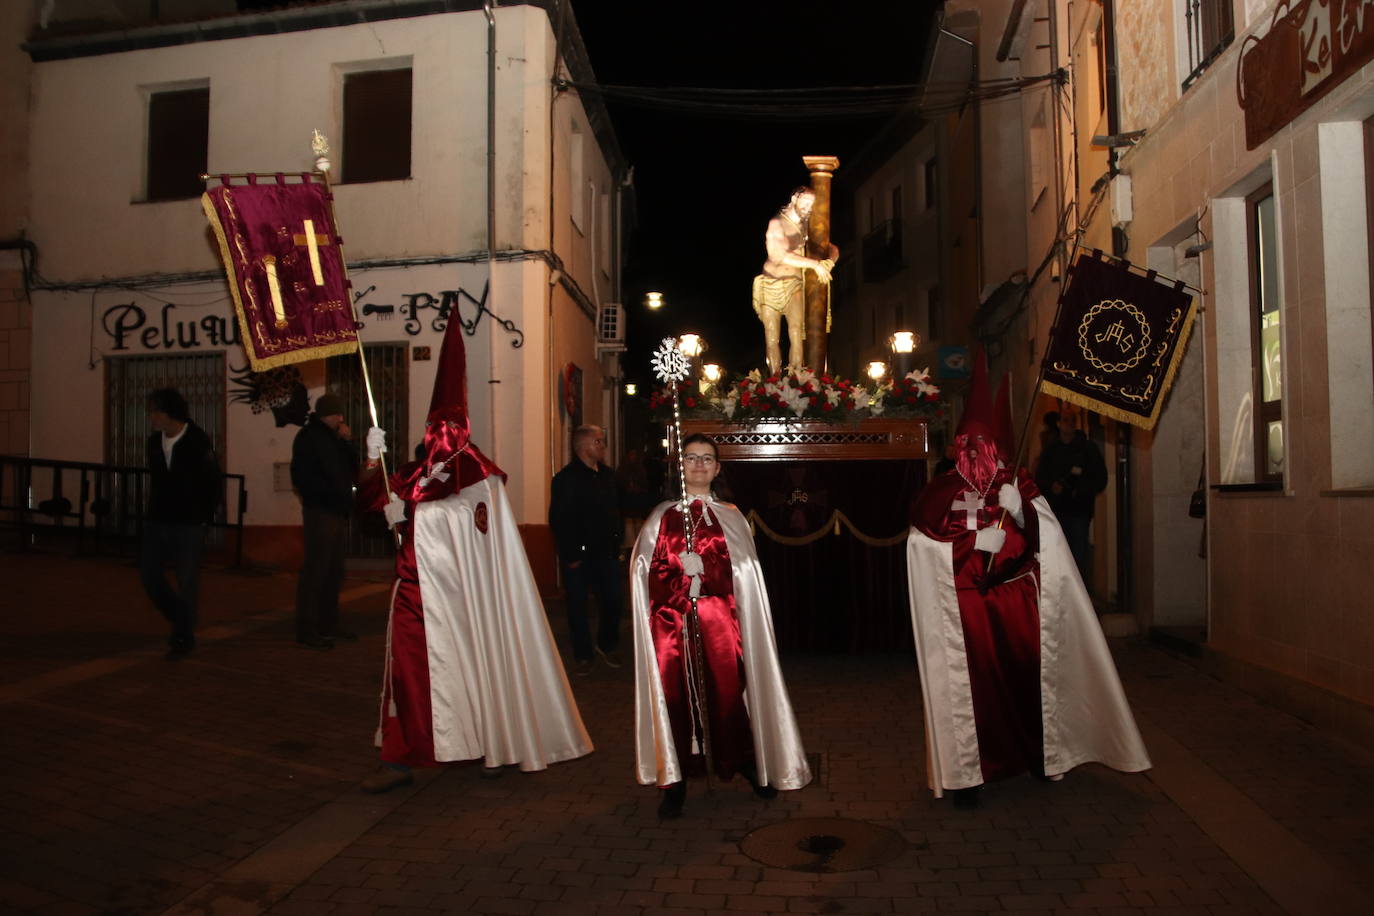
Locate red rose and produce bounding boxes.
[906,395,916,404]
[685,396,697,407]
[822,402,833,412]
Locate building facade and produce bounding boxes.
[21,0,627,579]
[997,0,1374,745]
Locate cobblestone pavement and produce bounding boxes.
[1,550,1371,915]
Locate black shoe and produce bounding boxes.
[951,787,981,810]
[658,781,686,819]
[296,636,334,651]
[322,630,358,642]
[479,765,505,779]
[740,763,778,800]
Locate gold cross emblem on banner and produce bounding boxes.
[291,219,330,286]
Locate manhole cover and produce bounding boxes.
[740,817,905,872]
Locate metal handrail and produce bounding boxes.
[0,455,249,567]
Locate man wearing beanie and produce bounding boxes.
[291,392,358,649]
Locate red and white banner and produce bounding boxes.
[202,175,358,370]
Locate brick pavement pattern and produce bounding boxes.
[1,551,1371,915]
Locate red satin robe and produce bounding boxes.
[911,467,1044,783]
[647,501,756,781]
[357,466,437,766]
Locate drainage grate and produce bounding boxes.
[739,817,905,872]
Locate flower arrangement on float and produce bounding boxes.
[649,366,944,425]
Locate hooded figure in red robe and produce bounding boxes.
[906,352,1149,807]
[357,316,591,792]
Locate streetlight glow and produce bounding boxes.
[866,360,889,381]
[678,334,705,358]
[702,363,722,382]
[625,383,637,396]
[891,330,918,354]
[645,291,664,310]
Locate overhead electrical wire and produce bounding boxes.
[557,72,1063,121]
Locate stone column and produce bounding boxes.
[802,155,839,372]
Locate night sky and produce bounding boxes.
[569,1,936,389]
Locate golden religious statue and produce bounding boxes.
[752,157,840,374]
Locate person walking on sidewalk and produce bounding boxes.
[356,314,592,793]
[141,388,221,660]
[549,425,624,677]
[290,392,358,650]
[1034,404,1107,588]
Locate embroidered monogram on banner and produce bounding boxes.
[202,175,359,370]
[1040,252,1197,429]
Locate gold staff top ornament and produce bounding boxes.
[312,129,332,173]
[652,337,690,384]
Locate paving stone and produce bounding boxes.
[4,553,1373,915]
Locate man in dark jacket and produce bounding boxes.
[291,392,358,649]
[1034,406,1108,588]
[141,388,221,659]
[549,424,623,676]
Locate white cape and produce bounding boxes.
[412,475,592,770]
[630,497,811,789]
[906,494,1150,795]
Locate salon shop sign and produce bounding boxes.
[1241,0,1374,149]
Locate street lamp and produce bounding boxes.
[890,329,920,377]
[645,291,665,310]
[866,360,888,382]
[625,383,637,396]
[699,362,722,395]
[678,333,705,358]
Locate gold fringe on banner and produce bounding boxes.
[745,509,909,547]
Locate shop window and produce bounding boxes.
[146,85,209,202]
[342,67,412,184]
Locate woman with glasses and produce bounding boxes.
[629,433,811,818]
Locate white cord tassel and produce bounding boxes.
[682,612,704,754]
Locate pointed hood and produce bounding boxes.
[395,314,504,503]
[429,309,470,423]
[954,347,997,447]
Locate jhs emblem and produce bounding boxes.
[474,502,489,534]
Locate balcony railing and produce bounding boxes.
[1182,0,1234,91]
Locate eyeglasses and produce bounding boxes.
[683,454,717,466]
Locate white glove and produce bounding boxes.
[997,483,1024,526]
[366,426,387,460]
[679,550,705,598]
[974,526,1007,556]
[383,493,407,527]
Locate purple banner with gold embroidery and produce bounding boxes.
[202,175,357,370]
[1040,252,1197,429]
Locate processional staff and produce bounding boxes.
[651,337,716,790]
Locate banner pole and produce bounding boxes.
[310,138,401,543]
